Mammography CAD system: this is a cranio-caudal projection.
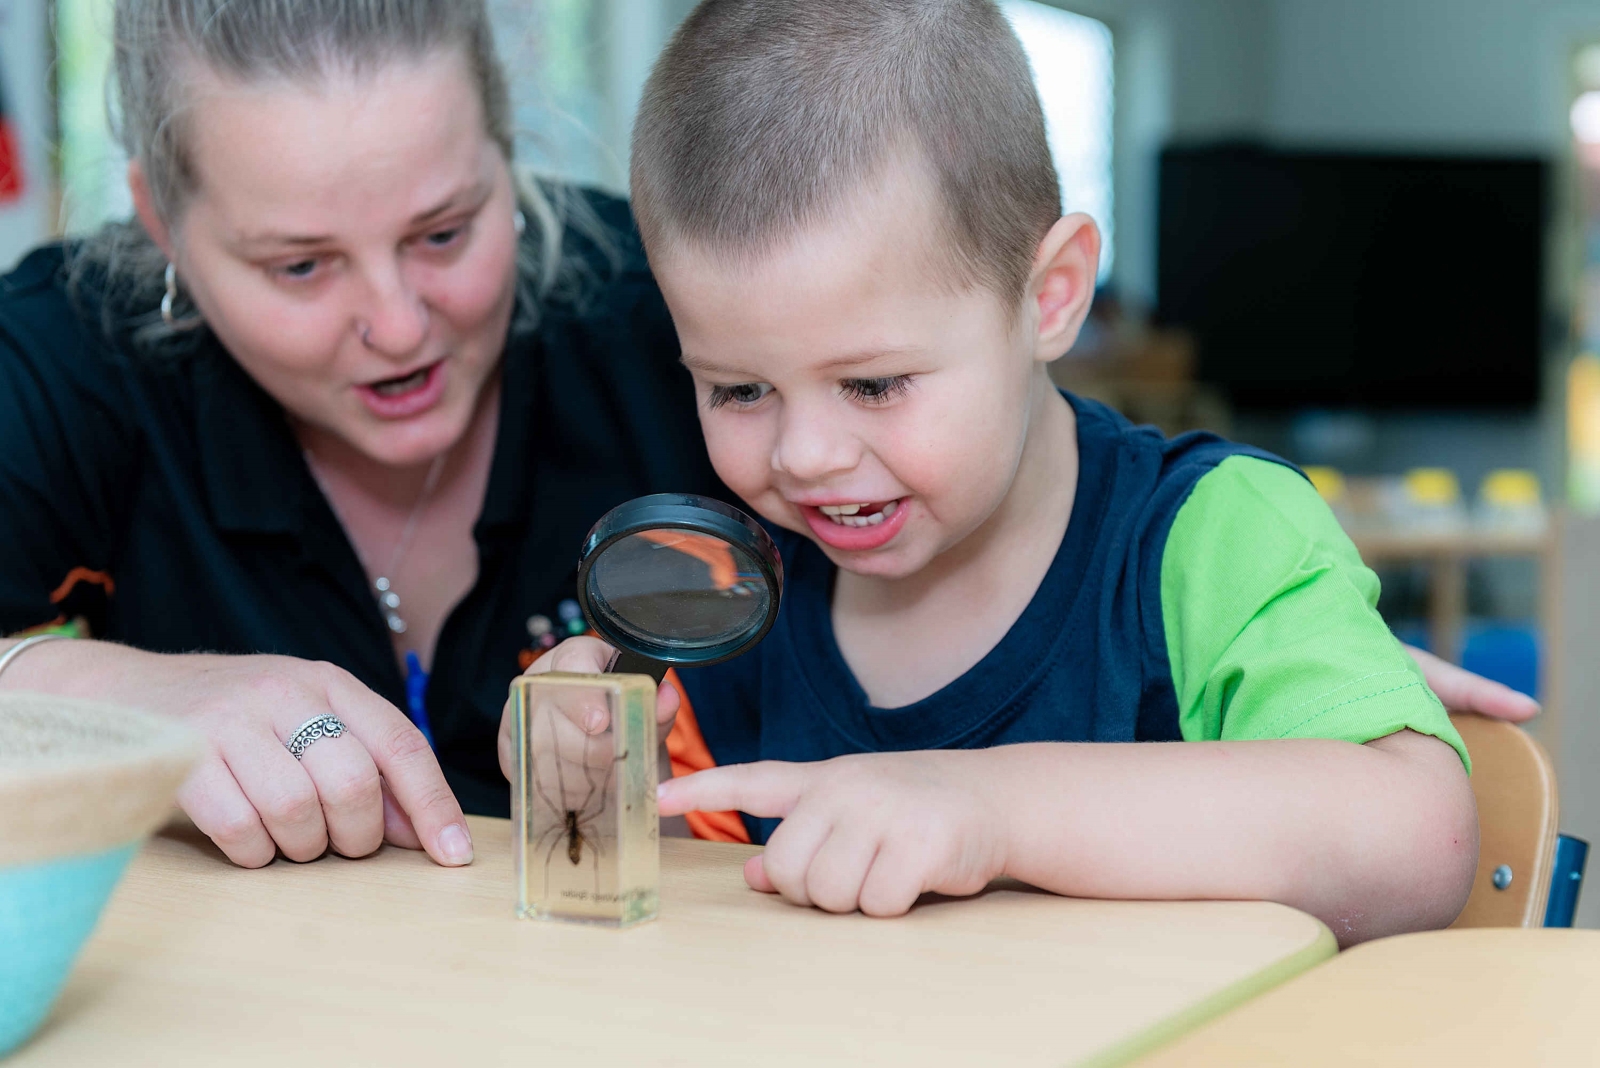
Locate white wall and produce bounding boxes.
[1057,0,1271,308]
[0,0,52,272]
[1082,0,1600,304]
[1266,0,1600,153]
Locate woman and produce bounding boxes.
[0,0,714,868]
[0,0,1533,871]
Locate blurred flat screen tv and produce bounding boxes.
[1156,146,1547,410]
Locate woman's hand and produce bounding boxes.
[3,640,472,869]
[657,750,1007,917]
[1404,644,1540,722]
[496,636,680,785]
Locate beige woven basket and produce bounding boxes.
[0,693,199,868]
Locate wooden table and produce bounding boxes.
[1135,928,1600,1066]
[12,816,1334,1068]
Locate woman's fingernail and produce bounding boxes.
[438,823,473,865]
[584,709,605,733]
[656,781,672,801]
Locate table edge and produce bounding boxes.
[1075,918,1338,1068]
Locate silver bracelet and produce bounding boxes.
[0,633,71,682]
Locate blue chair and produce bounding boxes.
[1543,834,1588,927]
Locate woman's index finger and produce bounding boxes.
[327,674,472,865]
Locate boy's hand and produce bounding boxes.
[495,636,680,784]
[658,750,1008,916]
[1404,644,1540,723]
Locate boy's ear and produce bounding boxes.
[1027,213,1101,364]
[127,159,175,262]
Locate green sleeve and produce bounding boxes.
[1160,456,1469,771]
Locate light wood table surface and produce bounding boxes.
[13,815,1333,1067]
[1135,928,1600,1066]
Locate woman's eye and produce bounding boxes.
[706,382,773,410]
[276,259,318,280]
[423,227,463,248]
[841,375,912,404]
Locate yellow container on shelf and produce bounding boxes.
[1303,465,1347,505]
[1378,468,1467,533]
[1480,469,1542,507]
[1404,468,1463,506]
[1477,469,1547,534]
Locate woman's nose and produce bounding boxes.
[357,263,429,357]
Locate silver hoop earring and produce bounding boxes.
[513,209,526,236]
[161,262,179,327]
[159,262,202,332]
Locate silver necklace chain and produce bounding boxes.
[306,451,446,636]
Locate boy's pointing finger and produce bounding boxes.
[657,761,809,818]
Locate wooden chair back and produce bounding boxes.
[1449,712,1559,928]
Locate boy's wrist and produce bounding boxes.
[964,744,1039,885]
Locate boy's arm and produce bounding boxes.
[661,456,1480,943]
[992,730,1475,944]
[658,728,1476,946]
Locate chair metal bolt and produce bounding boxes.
[1492,864,1513,890]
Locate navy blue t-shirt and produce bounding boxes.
[678,394,1284,844]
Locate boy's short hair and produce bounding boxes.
[631,0,1061,302]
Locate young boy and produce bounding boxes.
[514,0,1478,945]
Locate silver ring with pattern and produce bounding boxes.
[284,714,348,760]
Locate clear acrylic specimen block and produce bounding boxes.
[511,672,659,927]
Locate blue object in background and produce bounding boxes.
[1390,620,1430,653]
[1461,622,1540,701]
[1544,834,1589,928]
[0,841,139,1055]
[1389,620,1541,703]
[404,651,433,746]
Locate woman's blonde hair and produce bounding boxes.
[71,0,604,348]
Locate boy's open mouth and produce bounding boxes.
[801,497,910,552]
[816,500,900,527]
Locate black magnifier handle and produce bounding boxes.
[610,647,669,686]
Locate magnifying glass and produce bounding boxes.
[576,494,784,683]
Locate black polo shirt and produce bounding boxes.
[0,190,721,816]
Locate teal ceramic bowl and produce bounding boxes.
[0,693,196,1056]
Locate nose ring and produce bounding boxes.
[358,323,374,348]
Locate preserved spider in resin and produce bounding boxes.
[527,697,629,898]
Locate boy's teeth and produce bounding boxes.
[818,500,898,526]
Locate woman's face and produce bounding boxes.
[153,49,520,467]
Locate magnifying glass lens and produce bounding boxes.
[577,494,784,675]
[587,530,771,650]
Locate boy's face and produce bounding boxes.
[652,162,1071,580]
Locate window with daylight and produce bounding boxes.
[1001,1,1115,281]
